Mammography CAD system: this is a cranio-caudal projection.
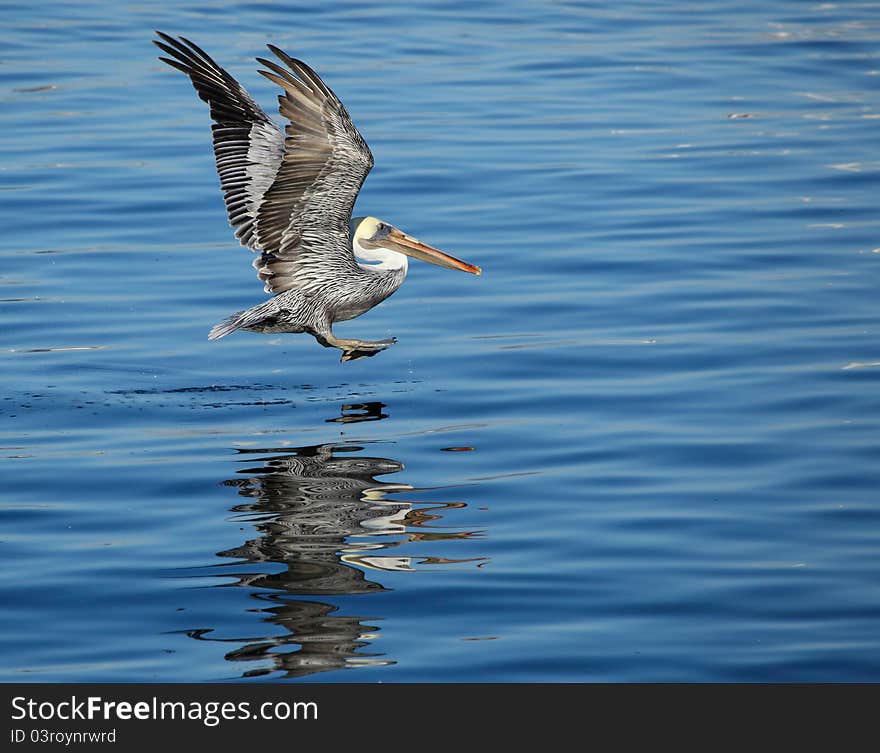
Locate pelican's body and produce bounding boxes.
[153,33,480,361]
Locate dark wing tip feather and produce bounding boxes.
[152,32,286,257]
[266,44,335,100]
[153,32,197,60]
[176,35,222,68]
[153,32,227,81]
[156,56,194,76]
[256,60,316,99]
[265,43,289,61]
[257,69,289,89]
[255,56,296,83]
[153,37,208,76]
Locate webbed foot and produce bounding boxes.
[314,332,397,362]
[340,337,397,362]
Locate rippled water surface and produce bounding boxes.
[2,1,880,682]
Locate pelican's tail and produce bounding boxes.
[208,298,294,340]
[208,311,249,340]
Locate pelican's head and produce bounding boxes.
[351,216,481,275]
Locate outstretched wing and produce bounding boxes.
[153,32,285,254]
[154,34,374,295]
[251,45,374,294]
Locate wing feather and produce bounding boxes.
[155,34,373,295]
[251,45,374,294]
[153,32,285,253]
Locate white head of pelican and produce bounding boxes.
[351,216,482,274]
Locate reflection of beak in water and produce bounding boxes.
[190,415,487,679]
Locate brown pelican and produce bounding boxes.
[153,33,481,362]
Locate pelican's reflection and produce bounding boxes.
[194,401,485,678]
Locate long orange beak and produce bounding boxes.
[383,228,482,275]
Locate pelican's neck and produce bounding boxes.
[353,234,409,275]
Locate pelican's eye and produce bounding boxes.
[372,223,391,240]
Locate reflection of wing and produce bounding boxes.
[343,555,416,573]
[153,33,285,254]
[252,45,374,294]
[221,444,412,594]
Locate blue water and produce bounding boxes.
[2,0,880,682]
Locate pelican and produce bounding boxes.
[153,33,481,362]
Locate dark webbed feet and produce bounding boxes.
[340,337,397,362]
[315,332,397,362]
